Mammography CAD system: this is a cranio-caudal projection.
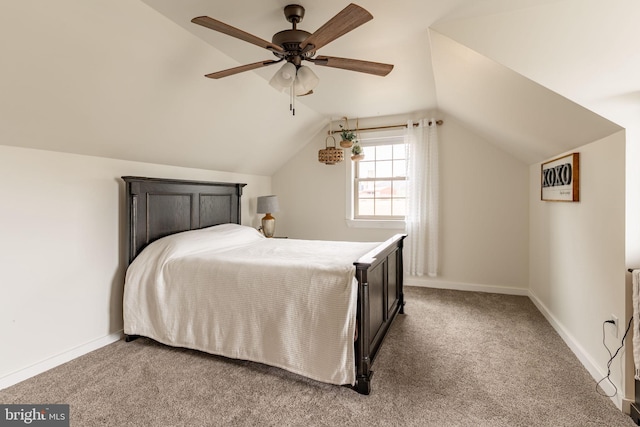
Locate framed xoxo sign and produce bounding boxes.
[541,153,579,202]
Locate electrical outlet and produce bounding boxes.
[610,314,619,338]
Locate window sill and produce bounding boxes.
[345,219,406,230]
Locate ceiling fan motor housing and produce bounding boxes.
[272,5,315,64]
[272,29,315,63]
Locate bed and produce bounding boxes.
[122,176,406,394]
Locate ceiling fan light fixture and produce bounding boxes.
[269,62,297,91]
[294,65,319,95]
[293,81,310,96]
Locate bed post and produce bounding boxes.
[354,265,372,395]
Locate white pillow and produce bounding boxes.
[131,223,264,269]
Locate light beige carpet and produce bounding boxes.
[1,287,636,426]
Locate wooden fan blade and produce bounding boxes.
[192,16,284,53]
[300,4,372,52]
[205,60,281,79]
[313,56,393,76]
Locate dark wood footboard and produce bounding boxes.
[353,234,406,395]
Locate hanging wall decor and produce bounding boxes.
[339,117,357,148]
[351,143,364,161]
[541,153,579,202]
[350,118,364,161]
[318,135,344,165]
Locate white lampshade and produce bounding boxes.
[257,195,279,214]
[294,65,319,96]
[269,62,297,91]
[257,195,279,238]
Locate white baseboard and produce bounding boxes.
[527,291,621,410]
[406,276,529,296]
[0,330,123,391]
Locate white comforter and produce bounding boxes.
[124,224,379,386]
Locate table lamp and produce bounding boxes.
[257,195,279,238]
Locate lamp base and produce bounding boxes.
[261,213,276,238]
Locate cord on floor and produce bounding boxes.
[596,315,633,397]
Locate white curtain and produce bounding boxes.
[405,118,439,277]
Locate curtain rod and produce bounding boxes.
[328,119,443,135]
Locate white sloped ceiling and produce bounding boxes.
[2,0,637,173]
[429,29,622,165]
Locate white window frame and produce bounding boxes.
[345,129,406,230]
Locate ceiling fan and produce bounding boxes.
[191,3,394,100]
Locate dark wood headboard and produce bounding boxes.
[122,176,246,264]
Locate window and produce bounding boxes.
[353,134,406,221]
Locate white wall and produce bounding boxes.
[273,114,530,293]
[434,115,529,292]
[528,130,626,404]
[0,145,270,387]
[272,114,418,243]
[625,126,640,407]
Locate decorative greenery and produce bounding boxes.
[339,124,357,143]
[351,143,363,155]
